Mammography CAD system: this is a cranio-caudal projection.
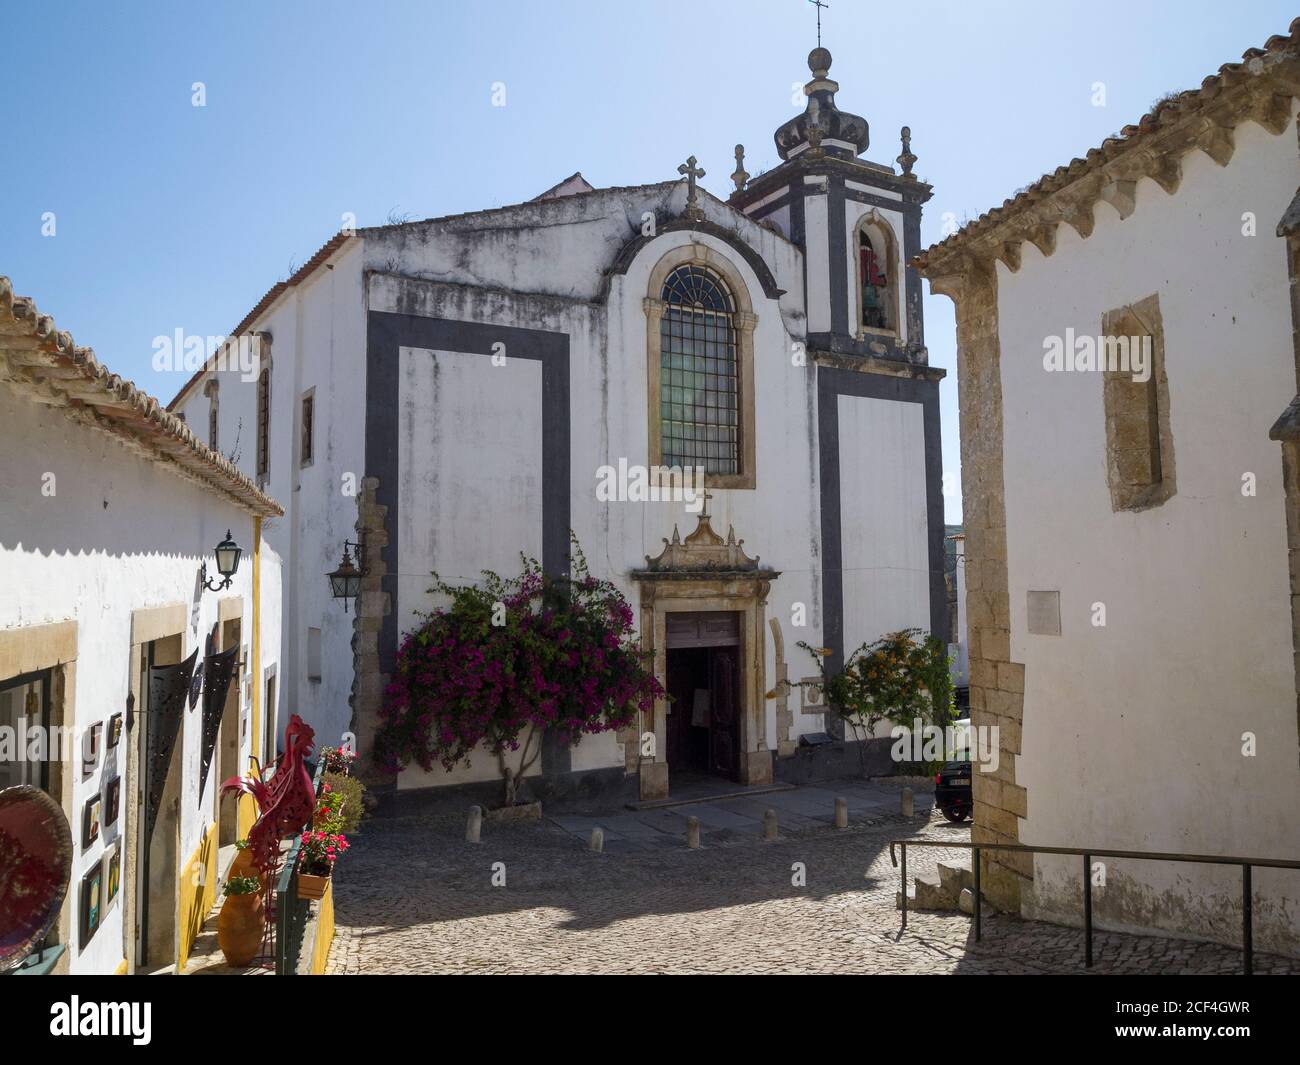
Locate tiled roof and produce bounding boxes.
[916,18,1300,273]
[0,276,283,518]
[168,231,355,411]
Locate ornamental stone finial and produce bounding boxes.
[897,125,917,178]
[731,145,750,192]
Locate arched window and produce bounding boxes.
[855,212,901,338]
[659,265,740,475]
[859,228,890,331]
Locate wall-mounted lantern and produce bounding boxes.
[328,540,364,612]
[201,530,242,592]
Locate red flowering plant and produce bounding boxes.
[376,537,663,808]
[318,745,356,776]
[299,830,349,877]
[313,783,344,833]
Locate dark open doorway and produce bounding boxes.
[665,612,741,782]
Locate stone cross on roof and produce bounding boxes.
[678,155,706,221]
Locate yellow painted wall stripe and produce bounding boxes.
[251,515,262,769]
[176,821,219,971]
[309,881,336,975]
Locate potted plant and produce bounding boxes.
[297,830,349,900]
[226,838,260,888]
[799,628,954,775]
[217,875,263,966]
[319,745,356,776]
[313,783,344,832]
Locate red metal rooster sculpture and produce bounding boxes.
[221,713,317,962]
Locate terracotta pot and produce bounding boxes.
[298,872,330,900]
[217,892,264,967]
[228,846,261,889]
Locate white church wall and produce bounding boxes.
[804,192,832,334]
[835,393,932,740]
[995,109,1300,953]
[0,385,279,974]
[609,226,823,748]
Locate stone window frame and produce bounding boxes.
[854,209,902,341]
[644,244,758,491]
[1101,294,1176,512]
[203,378,219,453]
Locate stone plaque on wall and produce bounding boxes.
[1026,590,1061,636]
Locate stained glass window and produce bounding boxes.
[660,266,739,475]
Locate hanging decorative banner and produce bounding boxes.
[145,648,197,845]
[199,645,239,804]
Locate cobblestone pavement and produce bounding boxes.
[327,785,1298,975]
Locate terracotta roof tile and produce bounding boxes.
[0,276,283,518]
[916,18,1300,272]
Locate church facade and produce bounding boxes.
[171,47,946,803]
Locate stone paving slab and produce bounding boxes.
[326,794,1299,975]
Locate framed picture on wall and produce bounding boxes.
[107,712,123,748]
[82,794,101,848]
[81,721,102,777]
[103,846,120,908]
[104,777,121,827]
[80,864,102,945]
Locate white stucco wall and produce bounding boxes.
[0,386,281,974]
[994,110,1300,953]
[176,241,365,752]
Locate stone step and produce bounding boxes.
[895,873,960,911]
[938,860,974,898]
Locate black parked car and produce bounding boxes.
[934,720,972,822]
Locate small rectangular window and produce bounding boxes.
[256,368,270,478]
[300,391,314,468]
[307,627,321,681]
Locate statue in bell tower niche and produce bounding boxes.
[860,229,889,331]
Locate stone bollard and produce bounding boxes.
[466,805,482,843]
[834,796,848,829]
[686,816,701,849]
[901,787,914,818]
[762,809,778,841]
[589,827,604,853]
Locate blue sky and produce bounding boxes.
[3,0,1296,522]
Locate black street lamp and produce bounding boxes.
[328,541,364,612]
[201,530,242,592]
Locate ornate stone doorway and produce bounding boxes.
[631,502,779,800]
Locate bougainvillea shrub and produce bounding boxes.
[376,539,662,806]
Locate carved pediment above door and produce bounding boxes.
[635,493,773,579]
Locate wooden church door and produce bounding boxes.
[708,648,740,780]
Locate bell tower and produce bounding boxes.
[729,47,933,362]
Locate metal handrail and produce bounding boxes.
[889,838,1300,975]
